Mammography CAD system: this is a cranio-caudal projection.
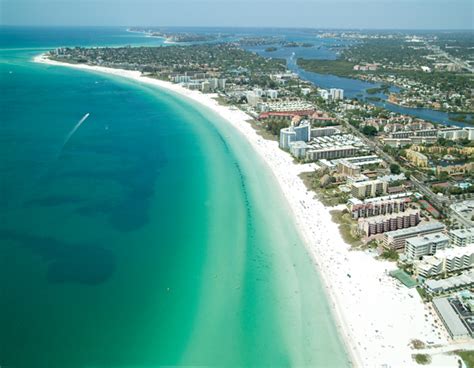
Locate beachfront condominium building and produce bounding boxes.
[280,128,296,150]
[432,297,472,340]
[289,141,309,159]
[413,243,474,278]
[424,270,474,294]
[405,232,450,260]
[383,222,446,251]
[218,78,226,91]
[350,179,388,199]
[201,81,211,93]
[348,194,412,219]
[305,145,358,161]
[209,78,219,90]
[175,75,192,83]
[279,120,311,149]
[450,228,474,247]
[358,208,420,237]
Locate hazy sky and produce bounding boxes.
[1,0,473,29]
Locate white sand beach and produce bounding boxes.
[34,54,455,367]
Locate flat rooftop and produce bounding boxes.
[450,200,474,226]
[450,227,474,240]
[433,297,470,338]
[425,270,474,291]
[406,232,449,247]
[384,222,445,238]
[435,243,474,258]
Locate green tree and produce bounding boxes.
[362,125,378,136]
[390,164,401,175]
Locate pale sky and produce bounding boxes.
[1,0,473,29]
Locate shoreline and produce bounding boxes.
[34,53,451,367]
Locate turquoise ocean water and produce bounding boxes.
[0,27,348,367]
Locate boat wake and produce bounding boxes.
[63,113,90,147]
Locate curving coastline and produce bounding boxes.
[34,53,452,367]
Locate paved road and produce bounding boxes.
[341,118,452,211]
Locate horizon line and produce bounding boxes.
[1,24,474,32]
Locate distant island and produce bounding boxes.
[128,27,220,43]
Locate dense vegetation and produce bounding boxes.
[51,44,287,86]
[298,34,473,113]
[297,59,355,75]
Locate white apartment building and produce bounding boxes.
[414,243,474,278]
[405,232,450,260]
[330,88,344,100]
[449,228,474,247]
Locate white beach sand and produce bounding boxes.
[34,54,456,367]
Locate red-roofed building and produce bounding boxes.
[258,110,316,121]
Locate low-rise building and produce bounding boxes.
[414,243,474,278]
[432,297,472,340]
[450,228,474,247]
[405,149,429,167]
[438,128,473,141]
[335,155,383,177]
[425,270,474,294]
[405,232,449,260]
[306,145,358,161]
[450,200,474,228]
[383,138,413,147]
[310,126,340,138]
[383,222,445,251]
[289,141,309,159]
[436,162,473,176]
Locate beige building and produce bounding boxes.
[306,145,358,161]
[405,149,429,167]
[358,208,420,237]
[436,162,473,176]
[350,179,388,199]
[337,161,361,177]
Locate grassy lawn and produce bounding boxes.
[455,351,474,368]
[248,119,278,141]
[212,95,230,106]
[412,353,431,365]
[330,210,362,247]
